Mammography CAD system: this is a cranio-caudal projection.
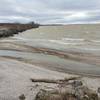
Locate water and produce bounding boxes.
[1,24,100,76]
[14,25,100,52]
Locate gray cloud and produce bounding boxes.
[0,0,100,24]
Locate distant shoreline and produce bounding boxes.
[41,23,100,26]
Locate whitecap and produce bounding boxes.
[62,38,84,41]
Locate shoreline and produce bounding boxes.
[0,56,100,100]
[0,41,100,77]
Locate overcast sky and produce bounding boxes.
[0,0,100,24]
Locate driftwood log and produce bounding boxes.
[30,77,79,84]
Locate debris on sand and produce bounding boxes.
[35,80,99,100]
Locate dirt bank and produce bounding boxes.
[0,23,39,37]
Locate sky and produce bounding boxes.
[0,0,100,24]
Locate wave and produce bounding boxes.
[90,40,100,43]
[11,37,84,45]
[3,37,100,47]
[62,38,84,41]
[48,40,84,45]
[62,38,100,43]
